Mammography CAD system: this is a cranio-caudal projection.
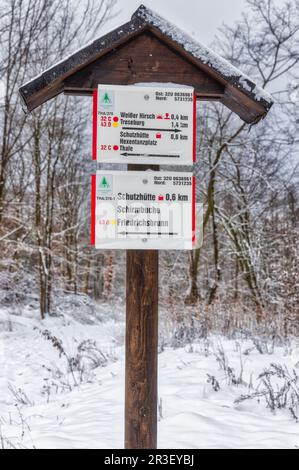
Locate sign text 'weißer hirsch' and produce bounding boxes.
[91,171,196,250]
[93,84,196,166]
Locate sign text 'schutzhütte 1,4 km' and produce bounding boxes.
[93,84,196,166]
[91,171,196,250]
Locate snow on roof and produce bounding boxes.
[19,3,273,120]
[21,19,144,89]
[133,5,273,107]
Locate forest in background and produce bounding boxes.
[0,0,298,337]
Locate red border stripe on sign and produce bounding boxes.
[193,92,197,163]
[91,174,96,245]
[92,89,98,161]
[192,176,196,246]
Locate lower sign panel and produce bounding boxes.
[91,171,196,250]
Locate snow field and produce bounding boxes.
[0,307,298,449]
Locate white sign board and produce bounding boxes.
[91,171,196,250]
[93,84,196,166]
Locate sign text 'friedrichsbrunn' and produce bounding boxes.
[93,84,196,166]
[91,171,197,250]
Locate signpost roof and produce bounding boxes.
[19,4,273,123]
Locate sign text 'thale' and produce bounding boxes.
[93,84,196,166]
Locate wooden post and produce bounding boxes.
[125,164,159,449]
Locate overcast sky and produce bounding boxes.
[103,0,249,46]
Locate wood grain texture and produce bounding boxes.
[125,249,158,449]
[19,18,145,111]
[64,31,224,97]
[125,164,159,449]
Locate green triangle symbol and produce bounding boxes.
[102,92,111,104]
[100,176,109,189]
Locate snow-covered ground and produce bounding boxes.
[0,305,298,449]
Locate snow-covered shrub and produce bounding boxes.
[167,316,209,349]
[41,330,65,357]
[8,384,34,406]
[0,432,20,450]
[236,363,299,422]
[252,336,275,355]
[40,329,117,390]
[0,269,39,310]
[207,374,221,392]
[215,343,245,386]
[53,293,97,324]
[69,339,117,375]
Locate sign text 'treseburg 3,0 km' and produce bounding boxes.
[93,84,196,166]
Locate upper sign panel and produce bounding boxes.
[93,84,196,166]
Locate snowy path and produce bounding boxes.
[0,310,298,449]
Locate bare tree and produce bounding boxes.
[0,0,117,318]
[186,0,299,312]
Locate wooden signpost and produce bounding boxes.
[19,4,273,450]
